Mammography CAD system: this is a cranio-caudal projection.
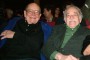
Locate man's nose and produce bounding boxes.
[70,15,74,19]
[31,12,36,15]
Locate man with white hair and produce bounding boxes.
[42,5,90,60]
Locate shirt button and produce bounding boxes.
[62,50,64,52]
[26,29,28,31]
[72,34,73,35]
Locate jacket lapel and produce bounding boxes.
[70,26,84,40]
[55,25,66,49]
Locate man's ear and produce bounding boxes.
[24,10,26,17]
[64,16,66,23]
[40,14,41,17]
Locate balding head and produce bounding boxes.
[25,3,41,13]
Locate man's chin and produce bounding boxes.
[31,22,38,24]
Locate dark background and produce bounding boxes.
[0,0,86,10]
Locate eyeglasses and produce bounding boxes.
[26,10,40,15]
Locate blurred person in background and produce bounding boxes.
[54,5,64,25]
[43,5,56,27]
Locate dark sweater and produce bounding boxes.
[0,19,44,60]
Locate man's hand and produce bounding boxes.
[0,30,15,40]
[55,53,79,60]
[83,44,90,55]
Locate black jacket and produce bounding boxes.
[0,19,44,60]
[42,24,90,59]
[80,35,90,60]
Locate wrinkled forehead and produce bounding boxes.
[25,3,40,11]
[66,7,81,16]
[66,7,79,13]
